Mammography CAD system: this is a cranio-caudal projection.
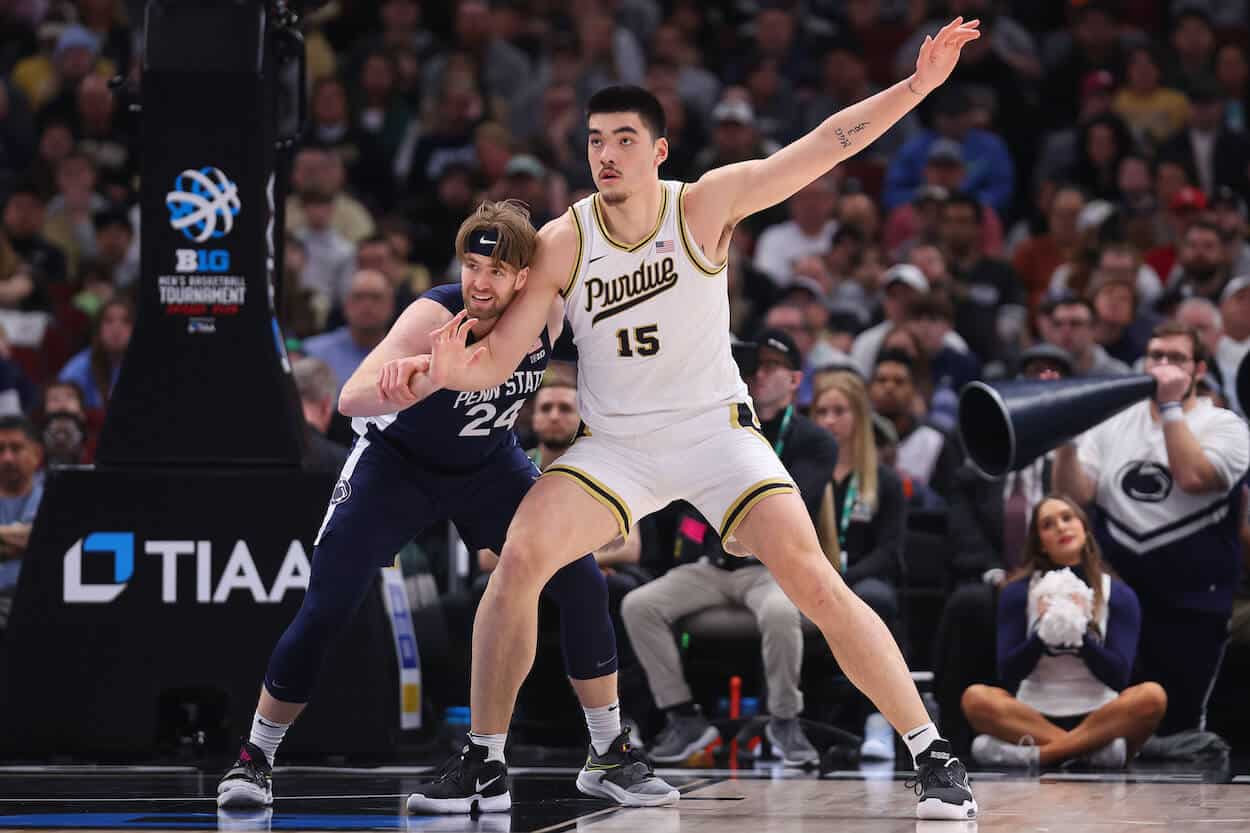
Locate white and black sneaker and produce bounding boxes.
[216,741,273,808]
[407,742,510,815]
[909,739,977,821]
[576,729,680,806]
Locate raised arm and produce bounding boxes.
[684,18,980,238]
[429,214,577,392]
[339,298,450,417]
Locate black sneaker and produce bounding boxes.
[407,742,510,814]
[216,741,273,808]
[908,739,978,820]
[576,729,679,806]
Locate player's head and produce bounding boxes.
[532,368,579,451]
[454,199,537,321]
[586,85,668,205]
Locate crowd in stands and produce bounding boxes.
[2,0,1250,767]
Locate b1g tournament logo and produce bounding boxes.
[166,167,241,243]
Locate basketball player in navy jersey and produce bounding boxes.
[216,200,678,811]
[387,19,983,822]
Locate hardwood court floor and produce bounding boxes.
[0,766,1246,832]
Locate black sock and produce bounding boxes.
[667,701,699,717]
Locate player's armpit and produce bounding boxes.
[440,214,577,392]
[338,299,450,418]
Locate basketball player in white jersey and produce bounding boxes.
[389,18,982,821]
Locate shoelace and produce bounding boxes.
[905,760,963,797]
[431,748,470,783]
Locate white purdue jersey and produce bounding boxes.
[561,180,749,436]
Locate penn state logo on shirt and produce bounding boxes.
[1117,460,1173,503]
[330,479,352,505]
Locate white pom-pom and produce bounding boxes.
[1036,596,1088,648]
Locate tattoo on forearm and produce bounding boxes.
[834,122,868,150]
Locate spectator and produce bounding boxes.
[68,74,133,203]
[293,188,357,311]
[1145,181,1205,282]
[1,183,64,309]
[649,22,720,121]
[39,397,88,467]
[1113,44,1192,150]
[1216,277,1250,414]
[939,192,1025,362]
[621,328,836,768]
[1013,185,1086,317]
[1159,75,1250,200]
[10,25,115,114]
[403,71,483,195]
[303,269,394,397]
[1041,0,1130,130]
[286,148,376,245]
[869,348,960,496]
[908,294,981,433]
[0,415,43,629]
[1215,42,1250,134]
[527,372,579,472]
[91,210,133,287]
[352,50,414,210]
[1088,264,1156,366]
[809,371,906,630]
[1035,70,1119,186]
[884,145,1007,260]
[883,87,1014,216]
[292,356,348,473]
[0,322,32,416]
[40,152,106,274]
[962,496,1167,768]
[1210,186,1250,277]
[56,295,132,411]
[1053,321,1250,735]
[1043,296,1131,376]
[690,95,780,184]
[1068,113,1138,201]
[1167,6,1217,94]
[752,175,837,287]
[1155,219,1232,315]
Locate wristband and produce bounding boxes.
[1160,401,1184,423]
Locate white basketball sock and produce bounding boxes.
[469,731,507,764]
[584,702,622,756]
[903,721,941,765]
[249,712,290,767]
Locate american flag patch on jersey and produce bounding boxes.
[656,239,674,253]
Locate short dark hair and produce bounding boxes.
[1151,320,1207,367]
[942,191,982,223]
[1047,295,1097,320]
[0,415,39,444]
[906,294,954,322]
[874,347,915,377]
[586,85,667,140]
[358,233,395,253]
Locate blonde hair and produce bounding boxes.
[812,371,879,511]
[812,371,879,566]
[454,199,537,272]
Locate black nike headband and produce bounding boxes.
[466,226,502,258]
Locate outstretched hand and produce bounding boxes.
[428,309,487,390]
[911,17,981,97]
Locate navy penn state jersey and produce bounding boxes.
[352,283,552,470]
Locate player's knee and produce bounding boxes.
[544,554,607,609]
[495,533,555,588]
